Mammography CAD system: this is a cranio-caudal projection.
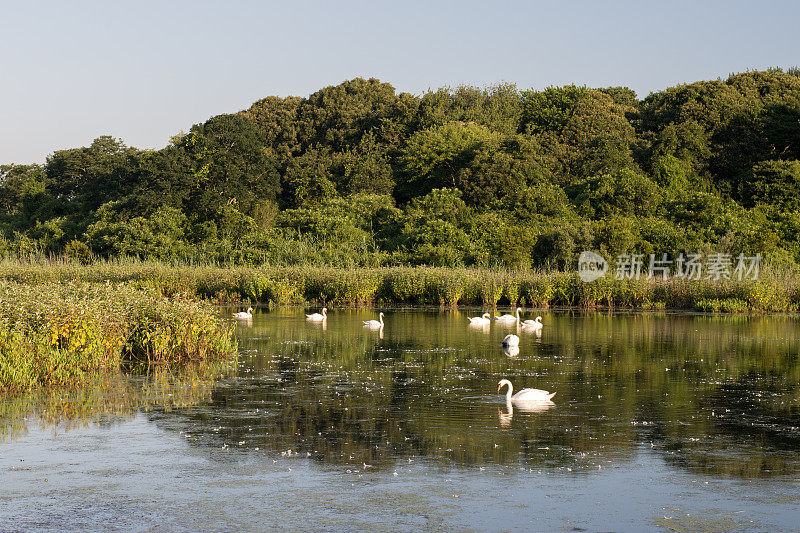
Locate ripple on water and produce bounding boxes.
[2,310,800,531]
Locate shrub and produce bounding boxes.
[0,281,236,392]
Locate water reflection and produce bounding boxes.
[3,310,800,480]
[499,396,555,427]
[0,362,235,442]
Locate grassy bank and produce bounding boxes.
[2,257,799,313]
[0,280,237,392]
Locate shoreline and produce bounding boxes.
[2,260,794,313]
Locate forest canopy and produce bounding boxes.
[2,69,800,268]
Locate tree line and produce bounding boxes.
[2,68,799,268]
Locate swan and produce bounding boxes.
[468,312,491,325]
[498,378,556,403]
[503,345,520,357]
[494,307,522,323]
[521,316,543,330]
[233,307,253,319]
[468,320,490,333]
[306,307,327,321]
[363,312,384,328]
[502,334,519,347]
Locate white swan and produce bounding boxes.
[502,334,519,347]
[494,307,522,323]
[503,345,520,357]
[468,321,490,334]
[306,307,327,321]
[521,316,543,330]
[468,312,491,325]
[363,312,385,328]
[498,378,556,403]
[233,307,253,319]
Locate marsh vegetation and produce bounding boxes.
[0,280,236,392]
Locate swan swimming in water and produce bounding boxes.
[233,307,253,319]
[306,307,327,321]
[521,316,543,330]
[503,345,520,357]
[468,312,491,325]
[363,312,385,328]
[497,378,556,403]
[502,334,519,347]
[494,307,522,323]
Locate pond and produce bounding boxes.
[2,309,799,531]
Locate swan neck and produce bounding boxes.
[500,380,513,400]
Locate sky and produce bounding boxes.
[1,0,799,164]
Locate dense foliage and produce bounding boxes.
[2,70,800,268]
[0,280,237,392]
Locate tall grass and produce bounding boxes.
[1,256,797,313]
[0,280,237,392]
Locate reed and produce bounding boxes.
[0,257,798,313]
[0,280,236,392]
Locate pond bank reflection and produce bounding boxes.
[3,309,800,481]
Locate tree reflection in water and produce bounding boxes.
[2,309,799,480]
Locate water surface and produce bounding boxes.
[2,309,799,531]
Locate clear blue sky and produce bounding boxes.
[2,0,798,164]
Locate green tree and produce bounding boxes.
[520,86,638,182]
[45,136,142,214]
[566,169,663,219]
[743,160,800,210]
[295,77,415,152]
[400,189,472,266]
[416,83,522,134]
[397,121,501,201]
[282,148,338,207]
[179,113,280,217]
[86,204,190,259]
[0,164,46,215]
[454,135,555,207]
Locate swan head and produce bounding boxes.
[322,307,327,315]
[247,307,254,313]
[497,379,512,393]
[482,312,490,319]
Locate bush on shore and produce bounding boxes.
[0,280,236,392]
